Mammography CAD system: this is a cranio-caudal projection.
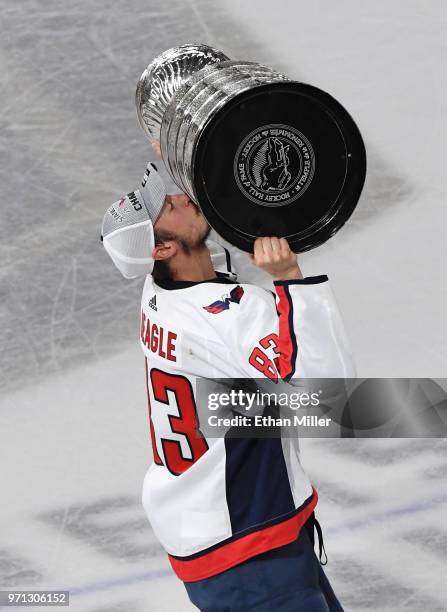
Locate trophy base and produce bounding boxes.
[192,81,366,253]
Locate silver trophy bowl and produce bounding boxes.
[136,44,230,146]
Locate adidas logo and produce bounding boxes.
[148,295,157,311]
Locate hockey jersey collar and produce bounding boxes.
[154,271,235,291]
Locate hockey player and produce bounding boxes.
[101,162,354,611]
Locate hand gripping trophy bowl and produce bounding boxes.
[136,44,367,253]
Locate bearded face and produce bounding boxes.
[154,194,211,254]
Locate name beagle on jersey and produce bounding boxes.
[140,311,178,362]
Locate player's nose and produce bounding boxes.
[171,194,191,208]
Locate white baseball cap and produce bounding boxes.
[101,162,166,279]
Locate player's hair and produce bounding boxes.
[152,228,175,282]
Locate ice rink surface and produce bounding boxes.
[1,0,446,610]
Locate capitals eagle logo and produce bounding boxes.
[203,285,244,314]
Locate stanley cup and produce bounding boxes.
[136,44,288,201]
[136,44,366,253]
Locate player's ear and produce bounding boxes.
[152,240,177,262]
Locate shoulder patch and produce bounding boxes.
[203,285,244,314]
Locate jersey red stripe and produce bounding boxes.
[168,488,318,582]
[275,284,296,380]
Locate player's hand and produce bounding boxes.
[249,237,303,281]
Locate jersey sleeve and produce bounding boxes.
[273,276,356,380]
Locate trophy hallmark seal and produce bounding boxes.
[233,123,316,208]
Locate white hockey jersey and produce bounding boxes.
[140,240,355,582]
